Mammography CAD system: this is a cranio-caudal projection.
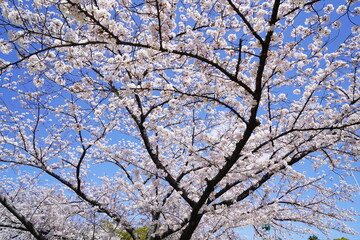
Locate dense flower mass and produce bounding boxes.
[0,0,359,239]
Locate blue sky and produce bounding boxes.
[0,0,359,239]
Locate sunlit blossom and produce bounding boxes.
[0,0,359,239]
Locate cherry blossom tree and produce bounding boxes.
[0,0,359,239]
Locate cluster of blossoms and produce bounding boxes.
[0,0,359,239]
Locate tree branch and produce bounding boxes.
[0,195,48,240]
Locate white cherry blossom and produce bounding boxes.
[0,0,359,239]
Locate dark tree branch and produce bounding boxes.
[125,105,196,208]
[0,195,48,240]
[226,0,264,45]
